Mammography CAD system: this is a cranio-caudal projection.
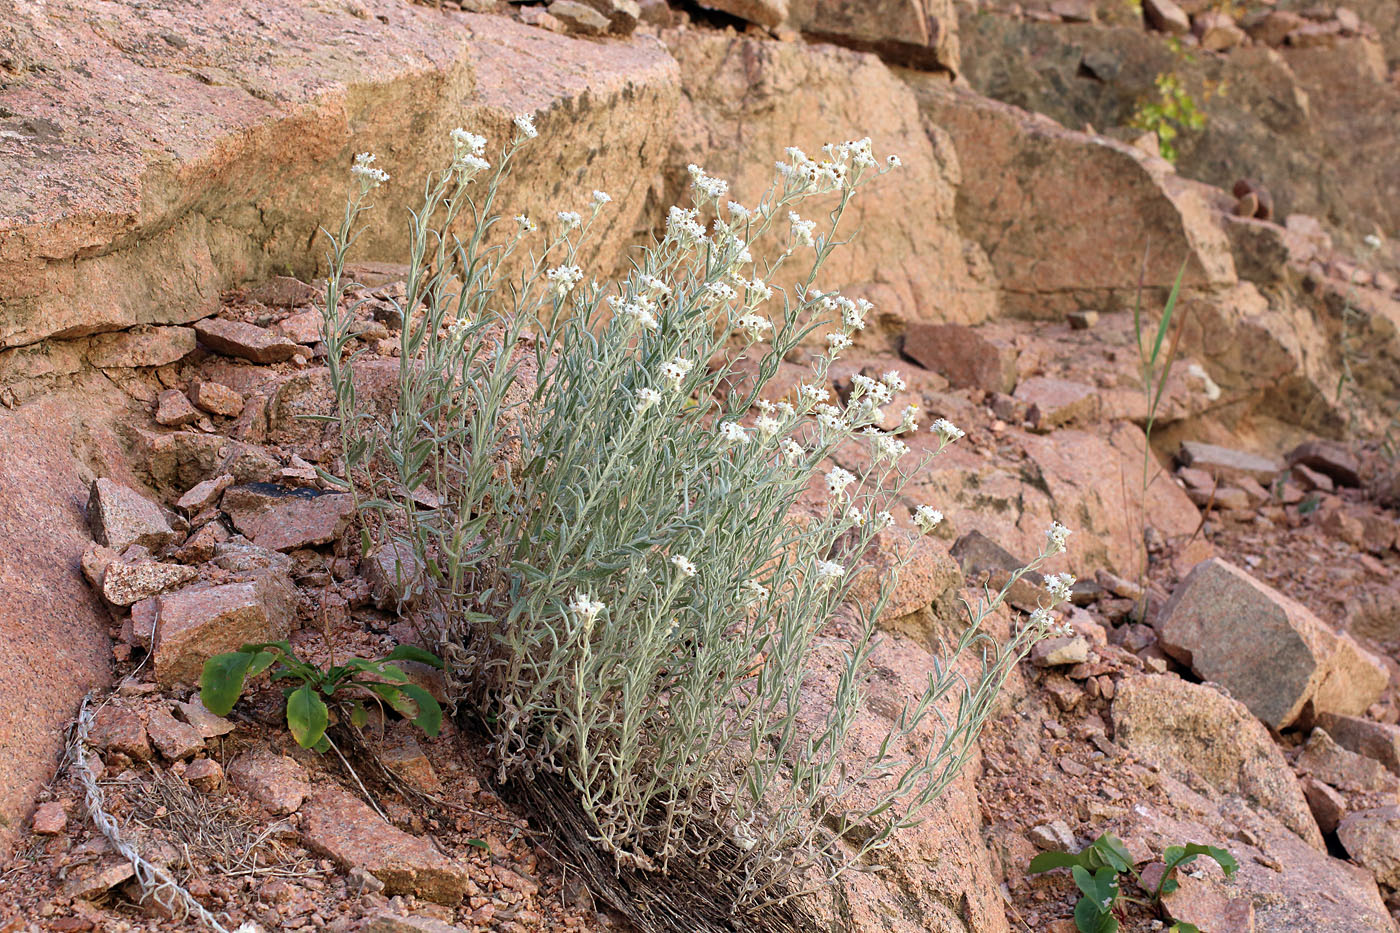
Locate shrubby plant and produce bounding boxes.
[318,118,1072,921]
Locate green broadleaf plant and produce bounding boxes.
[1029,832,1237,933]
[200,641,445,751]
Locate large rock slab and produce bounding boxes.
[301,785,471,905]
[0,376,129,856]
[152,572,297,686]
[0,0,678,349]
[907,81,1235,318]
[786,0,959,73]
[664,33,998,341]
[1158,559,1388,730]
[1111,674,1324,848]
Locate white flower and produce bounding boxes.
[741,579,769,605]
[635,387,662,412]
[837,297,870,331]
[1046,521,1072,554]
[661,356,693,387]
[1028,607,1054,631]
[557,210,582,232]
[687,163,729,202]
[451,127,488,156]
[1364,234,1383,250]
[886,154,902,169]
[455,153,490,179]
[639,274,671,296]
[719,421,749,446]
[592,189,612,205]
[872,434,910,462]
[744,278,773,305]
[546,264,583,300]
[666,206,708,247]
[897,404,920,433]
[1045,572,1076,604]
[789,212,817,247]
[515,214,538,233]
[671,555,697,577]
[814,560,845,588]
[776,401,795,417]
[514,112,538,139]
[826,332,853,355]
[913,505,943,534]
[825,466,856,498]
[728,201,751,221]
[706,281,738,304]
[568,589,605,629]
[881,370,906,392]
[737,314,773,341]
[874,511,894,529]
[845,506,867,527]
[754,415,781,438]
[815,404,846,433]
[351,152,389,191]
[799,384,830,404]
[931,418,965,444]
[780,438,805,465]
[620,301,659,331]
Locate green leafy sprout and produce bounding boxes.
[1029,832,1238,933]
[200,641,445,752]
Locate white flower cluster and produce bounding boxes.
[1044,572,1075,603]
[635,387,662,412]
[450,128,490,179]
[814,559,845,588]
[514,112,538,139]
[661,356,693,387]
[1046,521,1072,554]
[931,418,965,445]
[557,210,583,232]
[788,212,816,248]
[667,206,708,248]
[515,214,538,234]
[547,264,583,300]
[687,163,729,203]
[737,313,773,341]
[671,555,697,577]
[568,589,605,630]
[913,505,943,534]
[351,152,389,192]
[719,421,749,446]
[825,466,855,499]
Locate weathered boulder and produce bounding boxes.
[1158,559,1388,729]
[0,380,126,855]
[152,572,297,686]
[101,553,199,607]
[903,323,1017,392]
[0,1,678,350]
[1314,714,1400,776]
[908,81,1235,318]
[1111,674,1324,848]
[1177,441,1282,484]
[665,33,997,339]
[228,750,312,816]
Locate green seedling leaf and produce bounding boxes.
[1087,833,1133,874]
[286,683,330,749]
[398,682,443,737]
[1170,925,1200,933]
[349,701,369,729]
[1029,851,1088,874]
[247,651,278,678]
[466,838,490,851]
[201,652,254,717]
[380,644,446,670]
[311,734,332,754]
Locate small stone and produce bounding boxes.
[177,474,236,513]
[1177,441,1282,484]
[175,697,236,739]
[153,571,297,686]
[146,706,204,760]
[1032,636,1092,668]
[194,317,301,364]
[274,308,325,344]
[902,323,1018,394]
[89,706,151,761]
[185,758,225,792]
[64,858,136,900]
[86,325,197,370]
[695,0,788,28]
[1193,10,1245,49]
[1066,310,1099,329]
[1144,0,1191,33]
[174,520,230,563]
[31,801,67,835]
[1286,440,1361,487]
[88,478,178,552]
[362,543,426,611]
[102,554,198,607]
[375,730,441,794]
[1301,777,1346,834]
[1244,8,1305,44]
[155,389,200,427]
[1290,462,1334,493]
[228,750,312,815]
[518,5,564,29]
[1296,729,1398,794]
[578,0,640,34]
[1187,484,1251,511]
[1314,713,1400,775]
[1337,807,1400,886]
[548,0,610,33]
[1028,820,1077,852]
[190,381,245,418]
[249,275,319,308]
[1015,377,1101,430]
[362,911,464,933]
[81,542,119,590]
[221,483,354,552]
